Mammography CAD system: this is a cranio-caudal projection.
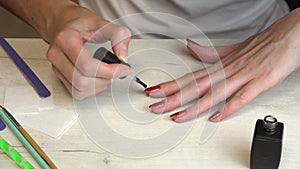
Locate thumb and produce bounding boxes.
[110,25,131,62]
[92,22,131,62]
[187,39,240,63]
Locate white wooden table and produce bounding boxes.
[0,39,299,169]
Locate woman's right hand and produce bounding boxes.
[43,2,132,99]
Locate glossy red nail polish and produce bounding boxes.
[170,110,186,120]
[145,85,160,93]
[209,111,222,122]
[149,101,164,109]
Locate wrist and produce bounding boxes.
[0,0,79,42]
[38,1,79,42]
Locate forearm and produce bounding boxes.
[0,0,78,41]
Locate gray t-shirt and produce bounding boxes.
[79,0,289,39]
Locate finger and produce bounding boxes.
[209,78,271,122]
[110,27,131,61]
[47,45,111,94]
[144,60,222,97]
[93,23,131,61]
[46,44,77,84]
[53,63,111,99]
[47,44,111,88]
[148,77,210,114]
[52,65,73,94]
[52,66,109,100]
[146,59,232,99]
[148,65,233,114]
[54,28,131,79]
[187,39,240,63]
[145,72,201,97]
[170,80,228,123]
[147,55,256,115]
[169,66,256,123]
[146,43,238,97]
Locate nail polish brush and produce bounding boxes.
[93,47,147,88]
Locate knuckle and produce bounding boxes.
[104,68,115,79]
[115,26,131,38]
[54,31,67,45]
[97,86,108,93]
[185,72,197,81]
[73,76,90,91]
[168,95,182,107]
[79,62,94,76]
[234,92,250,104]
[195,78,206,94]
[72,83,109,100]
[46,48,56,62]
[72,91,86,100]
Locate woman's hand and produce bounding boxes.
[145,8,300,122]
[44,4,132,100]
[0,0,132,100]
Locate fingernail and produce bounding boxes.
[118,55,128,63]
[209,111,222,122]
[116,46,128,62]
[145,85,160,93]
[149,101,164,110]
[170,110,186,120]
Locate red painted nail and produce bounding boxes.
[145,85,160,93]
[209,111,222,122]
[170,110,186,120]
[149,101,164,109]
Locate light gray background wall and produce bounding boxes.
[0,1,295,38]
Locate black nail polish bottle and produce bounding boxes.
[250,115,284,169]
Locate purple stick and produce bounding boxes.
[0,37,51,97]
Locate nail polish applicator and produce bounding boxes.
[93,47,147,88]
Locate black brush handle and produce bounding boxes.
[93,47,147,88]
[93,47,130,67]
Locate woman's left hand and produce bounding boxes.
[145,8,300,123]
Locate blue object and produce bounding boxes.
[0,37,51,98]
[0,117,5,131]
